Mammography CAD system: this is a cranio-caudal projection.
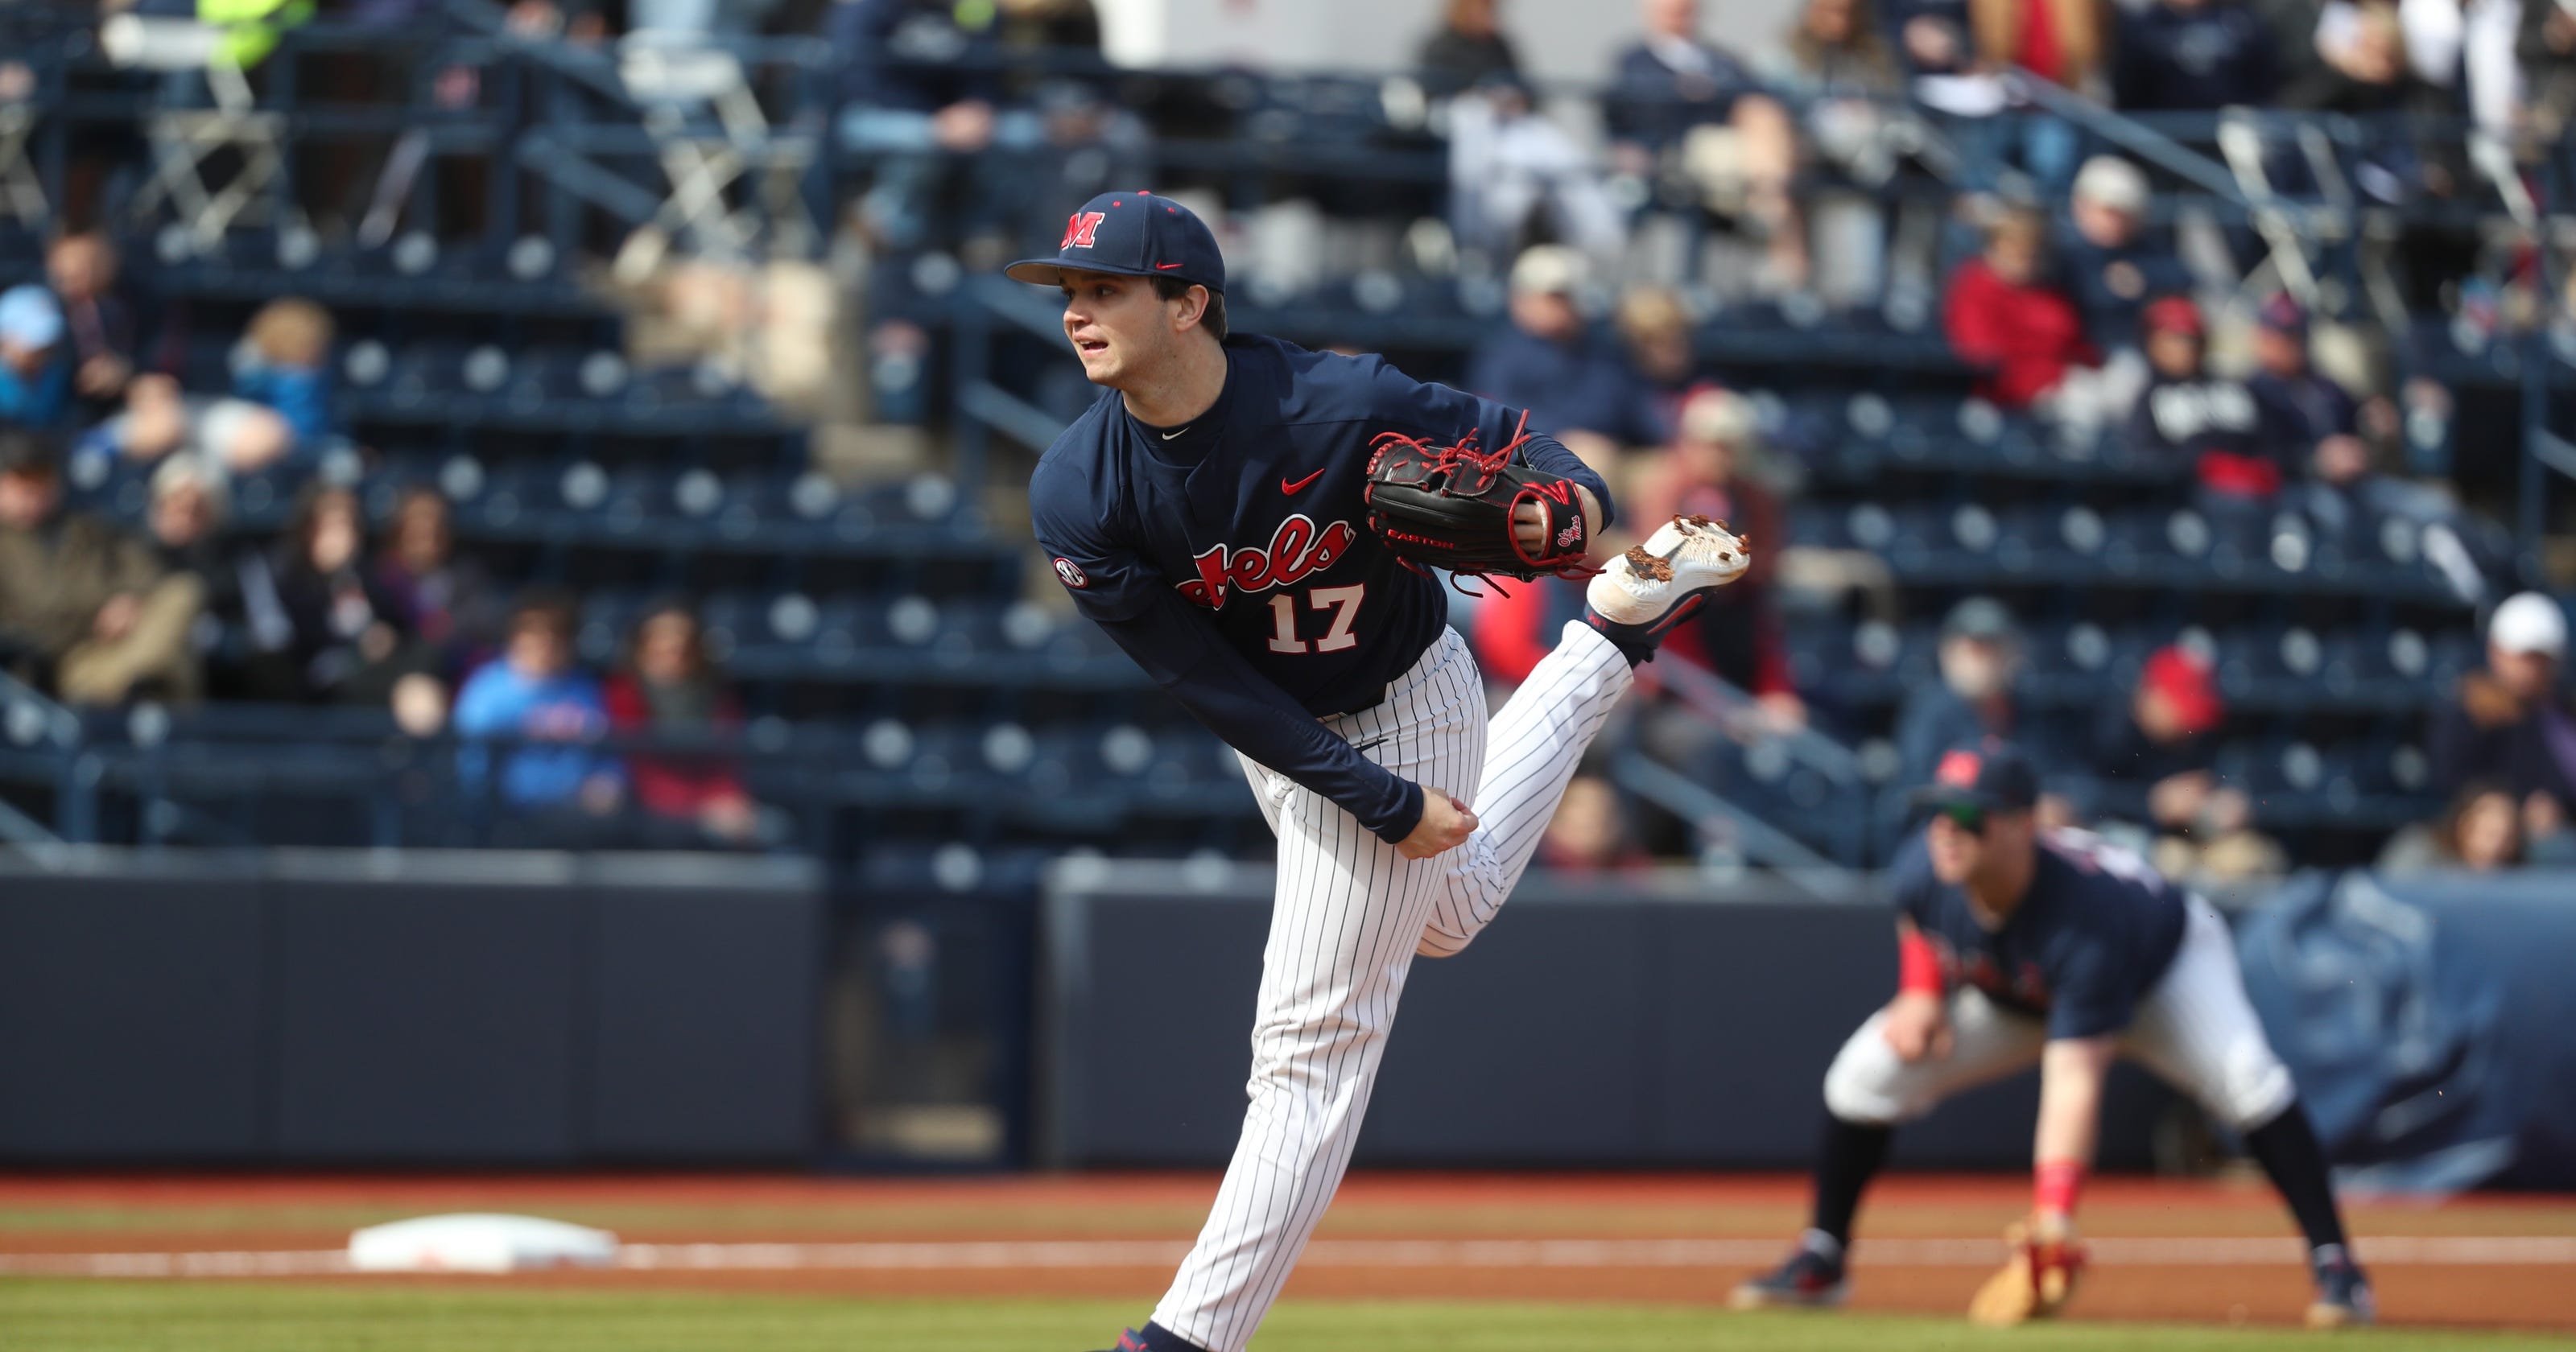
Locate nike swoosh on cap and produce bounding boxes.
[1154,262,1185,270]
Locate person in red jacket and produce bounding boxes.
[1476,387,1802,726]
[1944,208,2099,409]
[601,600,762,846]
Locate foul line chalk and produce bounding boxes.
[0,1234,2568,1278]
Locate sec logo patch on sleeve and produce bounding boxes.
[1053,558,1089,589]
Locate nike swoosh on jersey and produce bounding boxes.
[1281,468,1327,495]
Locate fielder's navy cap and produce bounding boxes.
[1005,191,1225,295]
[1908,740,2039,816]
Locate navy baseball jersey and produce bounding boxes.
[1030,332,1613,842]
[1893,826,2189,1040]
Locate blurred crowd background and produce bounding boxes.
[0,0,2572,888]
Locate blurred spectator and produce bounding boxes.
[998,0,1103,60]
[142,454,263,699]
[602,601,763,846]
[2380,781,2529,872]
[88,373,295,474]
[2429,592,2576,848]
[1448,73,1627,272]
[2297,1,2473,212]
[1605,0,1806,289]
[0,430,202,706]
[2127,295,2297,501]
[0,283,71,428]
[2521,0,2576,142]
[2095,644,2226,790]
[2092,644,2282,880]
[2248,294,2362,455]
[144,455,229,575]
[208,0,319,67]
[1897,598,2047,788]
[833,0,1038,253]
[1615,286,1700,436]
[995,0,1115,114]
[502,0,610,43]
[1885,0,1975,73]
[2322,0,2518,136]
[2253,0,2334,89]
[2247,294,2409,546]
[1418,0,1525,97]
[46,232,151,417]
[1608,0,1765,155]
[1534,773,1653,872]
[1468,246,1662,457]
[2112,0,2282,111]
[1944,207,2098,410]
[2286,2,2458,200]
[1970,0,2106,89]
[1770,0,1905,95]
[1631,388,1804,729]
[1764,0,1904,302]
[270,484,436,707]
[1468,575,1591,689]
[1887,598,2070,843]
[372,486,498,672]
[453,592,624,816]
[989,0,1144,239]
[231,299,335,454]
[2059,156,2190,361]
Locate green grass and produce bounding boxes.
[0,1283,2562,1352]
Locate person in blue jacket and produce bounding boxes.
[452,592,623,815]
[0,285,72,429]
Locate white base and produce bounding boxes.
[347,1214,619,1274]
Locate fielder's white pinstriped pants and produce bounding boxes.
[1151,622,1633,1352]
[1821,897,2297,1132]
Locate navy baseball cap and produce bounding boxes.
[1909,740,2039,818]
[1005,191,1225,295]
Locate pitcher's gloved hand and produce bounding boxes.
[1364,417,1597,589]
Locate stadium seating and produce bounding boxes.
[0,6,2557,876]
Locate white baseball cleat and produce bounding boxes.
[1583,514,1751,657]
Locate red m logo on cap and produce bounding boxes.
[1936,749,1981,788]
[1060,212,1107,249]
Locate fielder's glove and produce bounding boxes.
[1362,418,1593,589]
[1967,1215,2087,1326]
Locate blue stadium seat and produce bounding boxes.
[2099,509,2174,577]
[2028,620,2124,686]
[576,589,654,663]
[378,341,473,410]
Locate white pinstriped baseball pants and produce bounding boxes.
[1821,897,2298,1132]
[1152,621,1633,1352]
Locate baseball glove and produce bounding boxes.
[1967,1217,2087,1326]
[1362,418,1593,588]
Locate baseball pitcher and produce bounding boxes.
[1012,192,1746,1352]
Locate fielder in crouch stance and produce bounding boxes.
[1735,741,2374,1328]
[1011,192,1746,1352]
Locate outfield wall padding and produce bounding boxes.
[0,852,823,1164]
[1041,866,2181,1171]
